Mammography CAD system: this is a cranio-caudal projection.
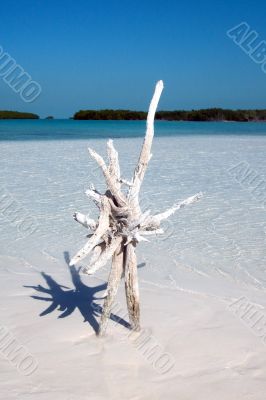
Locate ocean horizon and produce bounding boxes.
[1,119,266,141]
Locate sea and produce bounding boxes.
[0,120,266,303]
[0,119,266,141]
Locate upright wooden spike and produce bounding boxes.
[98,243,124,336]
[124,243,140,331]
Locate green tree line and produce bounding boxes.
[0,111,39,119]
[73,108,266,122]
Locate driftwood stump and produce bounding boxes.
[70,81,202,335]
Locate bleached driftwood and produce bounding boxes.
[70,80,202,336]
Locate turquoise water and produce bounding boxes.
[1,119,266,140]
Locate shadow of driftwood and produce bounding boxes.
[24,251,131,334]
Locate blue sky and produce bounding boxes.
[0,0,266,118]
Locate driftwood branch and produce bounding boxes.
[88,147,126,207]
[124,243,140,331]
[70,80,202,335]
[107,139,120,187]
[129,80,164,218]
[73,212,97,230]
[98,243,124,336]
[70,196,111,266]
[83,236,123,275]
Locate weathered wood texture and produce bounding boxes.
[70,80,202,335]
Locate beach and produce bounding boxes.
[1,126,266,399]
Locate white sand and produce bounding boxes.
[0,135,266,399]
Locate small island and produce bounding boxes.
[0,111,39,119]
[73,108,266,122]
[73,109,147,120]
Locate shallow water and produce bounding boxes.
[0,123,266,305]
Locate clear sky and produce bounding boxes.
[0,0,266,118]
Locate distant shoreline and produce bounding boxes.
[0,111,39,120]
[2,109,266,122]
[73,109,266,122]
[1,119,266,123]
